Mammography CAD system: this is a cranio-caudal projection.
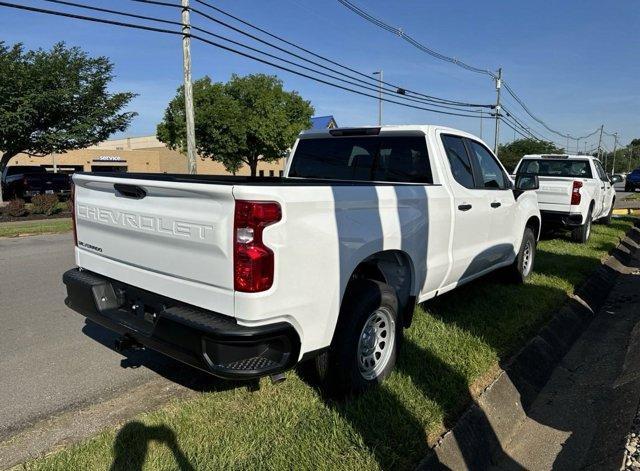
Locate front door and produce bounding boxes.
[465,139,518,265]
[439,134,493,286]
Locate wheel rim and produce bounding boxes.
[357,307,395,380]
[522,240,534,277]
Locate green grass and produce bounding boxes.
[24,218,635,471]
[624,193,640,201]
[0,218,72,238]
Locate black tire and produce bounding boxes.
[601,198,614,225]
[312,279,400,397]
[625,183,633,192]
[571,207,592,243]
[505,227,536,284]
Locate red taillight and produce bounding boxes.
[571,180,583,205]
[234,200,281,292]
[70,182,77,246]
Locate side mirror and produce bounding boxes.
[610,174,622,184]
[515,174,539,191]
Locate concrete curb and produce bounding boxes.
[418,220,640,470]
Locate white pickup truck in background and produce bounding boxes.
[514,154,616,242]
[63,125,540,396]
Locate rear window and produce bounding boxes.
[517,159,592,178]
[6,166,47,176]
[289,135,432,183]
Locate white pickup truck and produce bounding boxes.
[514,154,616,243]
[63,125,540,395]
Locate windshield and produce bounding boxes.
[517,159,592,178]
[289,135,432,183]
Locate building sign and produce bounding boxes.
[93,155,126,163]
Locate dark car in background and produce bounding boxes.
[626,168,640,192]
[1,166,71,200]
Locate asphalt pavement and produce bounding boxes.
[0,234,199,443]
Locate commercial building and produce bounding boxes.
[6,115,338,176]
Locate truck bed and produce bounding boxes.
[84,172,437,187]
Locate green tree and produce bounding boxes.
[158,74,314,176]
[497,138,565,173]
[0,42,136,201]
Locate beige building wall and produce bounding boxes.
[6,135,285,176]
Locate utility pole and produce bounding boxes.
[373,70,383,126]
[52,151,57,173]
[493,67,502,156]
[479,109,483,139]
[566,136,569,154]
[612,132,618,174]
[182,0,197,174]
[576,138,579,155]
[597,124,604,160]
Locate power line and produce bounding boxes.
[180,0,492,108]
[335,0,613,142]
[336,0,496,78]
[0,1,485,118]
[44,0,487,114]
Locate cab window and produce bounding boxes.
[467,140,507,189]
[441,135,475,189]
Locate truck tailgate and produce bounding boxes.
[73,174,235,308]
[535,177,576,212]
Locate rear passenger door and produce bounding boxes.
[465,139,518,265]
[440,134,494,286]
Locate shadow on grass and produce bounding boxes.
[110,421,194,471]
[316,245,621,469]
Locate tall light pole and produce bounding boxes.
[182,0,197,174]
[479,109,483,139]
[373,70,383,126]
[493,68,502,156]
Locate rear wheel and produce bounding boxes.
[505,227,536,283]
[571,207,592,243]
[312,279,400,397]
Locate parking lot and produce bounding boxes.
[0,234,201,443]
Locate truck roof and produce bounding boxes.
[521,154,599,161]
[299,124,480,140]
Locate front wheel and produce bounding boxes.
[505,227,536,283]
[312,279,400,397]
[571,208,592,243]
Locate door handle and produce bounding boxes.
[458,204,472,211]
[491,202,502,208]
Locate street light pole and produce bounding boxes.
[373,70,383,126]
[182,0,197,174]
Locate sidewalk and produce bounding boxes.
[494,236,640,470]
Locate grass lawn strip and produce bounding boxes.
[24,217,635,471]
[0,218,72,238]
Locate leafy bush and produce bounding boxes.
[4,199,27,217]
[66,197,74,213]
[31,194,60,216]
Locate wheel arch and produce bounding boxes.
[342,250,416,328]
[525,215,541,241]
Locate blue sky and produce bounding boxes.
[1,0,638,149]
